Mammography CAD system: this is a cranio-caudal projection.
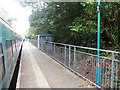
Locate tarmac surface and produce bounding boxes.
[16,41,94,88]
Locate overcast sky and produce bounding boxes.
[0,0,31,37]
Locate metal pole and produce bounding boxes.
[96,0,101,86]
[69,45,71,67]
[111,52,115,88]
[54,43,55,57]
[37,36,40,49]
[44,41,49,54]
[64,45,66,65]
[73,46,76,70]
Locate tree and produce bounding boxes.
[26,1,120,50]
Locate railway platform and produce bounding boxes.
[16,41,94,88]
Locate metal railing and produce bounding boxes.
[30,40,120,89]
[28,39,37,46]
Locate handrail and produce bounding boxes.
[46,41,120,54]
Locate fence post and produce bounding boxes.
[37,36,40,49]
[54,43,55,57]
[111,52,115,88]
[73,46,76,70]
[69,45,71,67]
[46,42,48,53]
[64,45,66,65]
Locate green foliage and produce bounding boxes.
[25,27,36,39]
[26,2,120,50]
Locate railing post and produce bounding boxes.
[73,46,76,70]
[111,52,115,88]
[69,45,71,67]
[64,45,66,65]
[37,36,40,49]
[54,43,55,57]
[47,42,49,54]
[46,42,48,53]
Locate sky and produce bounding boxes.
[0,0,31,37]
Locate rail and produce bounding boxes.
[29,39,120,89]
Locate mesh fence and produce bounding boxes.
[30,40,120,89]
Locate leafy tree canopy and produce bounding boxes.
[25,1,120,51]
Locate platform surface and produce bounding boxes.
[16,41,94,88]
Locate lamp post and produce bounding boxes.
[96,0,101,86]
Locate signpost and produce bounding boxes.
[96,0,101,86]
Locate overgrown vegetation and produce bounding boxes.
[25,2,120,51]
